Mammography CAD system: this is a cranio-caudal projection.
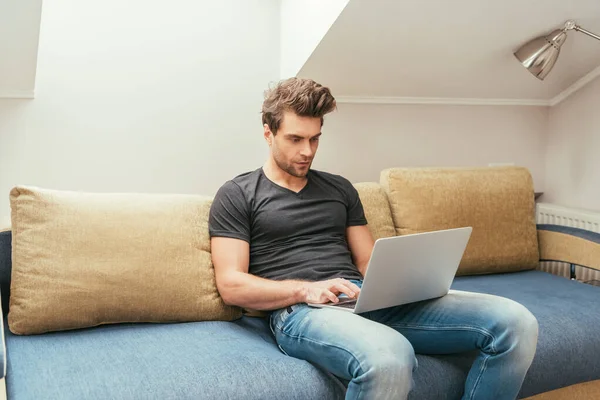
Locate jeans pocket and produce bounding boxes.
[270,306,292,335]
[270,307,295,356]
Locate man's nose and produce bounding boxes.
[300,142,313,157]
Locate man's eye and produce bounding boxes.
[292,138,301,143]
[311,137,320,142]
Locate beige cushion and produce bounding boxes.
[9,186,240,335]
[354,182,396,241]
[380,166,539,276]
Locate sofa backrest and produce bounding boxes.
[353,183,397,241]
[7,187,240,335]
[0,166,540,322]
[0,185,396,319]
[379,166,539,275]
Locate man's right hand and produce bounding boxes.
[299,278,361,304]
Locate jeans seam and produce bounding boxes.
[278,326,365,381]
[391,324,498,399]
[468,354,490,400]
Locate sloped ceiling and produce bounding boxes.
[298,0,600,104]
[0,0,43,98]
[280,0,349,78]
[3,0,599,104]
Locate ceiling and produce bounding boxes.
[298,0,600,104]
[0,0,43,98]
[2,0,599,104]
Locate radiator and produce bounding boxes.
[536,202,600,282]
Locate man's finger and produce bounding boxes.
[332,283,357,298]
[326,290,339,303]
[340,280,361,295]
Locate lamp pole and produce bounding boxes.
[565,20,600,41]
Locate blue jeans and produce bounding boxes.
[269,280,538,400]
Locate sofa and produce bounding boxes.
[0,165,599,400]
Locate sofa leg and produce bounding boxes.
[570,263,577,280]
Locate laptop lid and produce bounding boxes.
[354,227,472,313]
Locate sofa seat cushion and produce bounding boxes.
[6,271,600,400]
[5,317,344,400]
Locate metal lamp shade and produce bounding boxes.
[514,29,568,80]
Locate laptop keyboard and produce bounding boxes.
[331,299,357,309]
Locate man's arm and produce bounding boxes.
[346,225,375,277]
[343,178,374,277]
[211,237,361,310]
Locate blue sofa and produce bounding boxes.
[2,228,600,399]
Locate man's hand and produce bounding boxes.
[299,278,361,304]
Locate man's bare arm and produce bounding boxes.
[211,237,361,310]
[346,225,375,277]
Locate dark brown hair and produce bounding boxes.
[261,77,336,134]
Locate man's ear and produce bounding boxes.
[263,124,273,145]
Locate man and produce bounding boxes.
[208,77,538,400]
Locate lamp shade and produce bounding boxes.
[514,29,568,80]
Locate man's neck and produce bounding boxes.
[262,159,308,193]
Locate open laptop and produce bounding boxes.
[307,227,472,313]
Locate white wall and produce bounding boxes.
[280,0,348,78]
[0,0,280,227]
[544,76,600,212]
[0,0,556,228]
[314,102,549,190]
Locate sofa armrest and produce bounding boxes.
[537,224,600,276]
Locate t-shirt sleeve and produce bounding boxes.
[208,181,251,242]
[345,181,368,227]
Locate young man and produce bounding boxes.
[208,77,539,400]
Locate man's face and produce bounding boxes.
[265,111,322,178]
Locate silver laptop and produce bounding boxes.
[307,227,472,313]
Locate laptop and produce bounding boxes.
[307,227,472,313]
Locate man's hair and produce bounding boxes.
[261,77,336,134]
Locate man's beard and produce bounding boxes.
[274,155,311,178]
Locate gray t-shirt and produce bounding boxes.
[208,168,367,282]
